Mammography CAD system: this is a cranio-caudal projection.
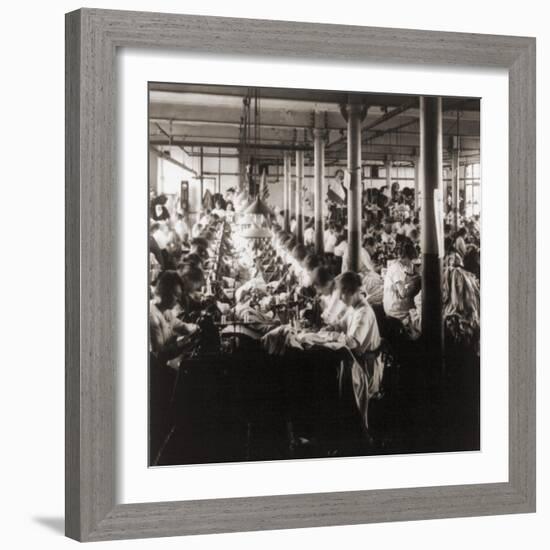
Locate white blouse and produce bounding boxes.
[340,299,381,354]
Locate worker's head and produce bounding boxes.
[303,253,322,273]
[336,271,363,307]
[179,264,205,293]
[399,242,418,267]
[155,270,183,308]
[179,252,202,269]
[291,244,307,265]
[311,266,334,296]
[190,237,209,258]
[302,254,322,286]
[364,236,376,255]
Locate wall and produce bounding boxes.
[1,2,546,550]
[151,148,427,218]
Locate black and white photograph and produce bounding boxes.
[148,83,481,466]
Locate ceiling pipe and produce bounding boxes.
[149,138,312,151]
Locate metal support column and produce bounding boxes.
[283,152,291,232]
[199,146,204,207]
[295,149,304,243]
[451,146,460,231]
[420,96,444,369]
[414,154,422,214]
[346,102,364,272]
[313,126,325,254]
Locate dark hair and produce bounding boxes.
[303,253,322,272]
[180,252,202,268]
[191,237,209,249]
[337,271,362,295]
[179,264,204,286]
[155,270,183,302]
[364,236,375,248]
[292,244,307,263]
[400,242,418,260]
[286,236,297,250]
[312,266,333,288]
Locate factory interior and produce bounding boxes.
[148,83,481,466]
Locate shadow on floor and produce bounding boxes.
[33,517,65,535]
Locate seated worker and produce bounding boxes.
[311,266,347,326]
[149,271,199,364]
[324,222,338,254]
[454,227,468,258]
[300,253,322,288]
[189,237,210,262]
[334,272,382,356]
[211,199,226,219]
[303,219,315,246]
[383,242,419,322]
[290,243,308,278]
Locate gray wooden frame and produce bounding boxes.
[65,8,536,542]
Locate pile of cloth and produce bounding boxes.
[261,326,347,356]
[443,264,480,347]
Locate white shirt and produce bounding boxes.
[191,223,203,238]
[174,219,190,240]
[334,240,348,257]
[152,228,169,250]
[324,231,337,253]
[340,299,381,354]
[304,227,315,246]
[392,221,403,234]
[341,246,375,274]
[381,231,395,245]
[211,208,226,218]
[320,291,347,326]
[383,259,414,320]
[402,223,415,238]
[362,271,384,306]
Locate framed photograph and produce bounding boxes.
[65,8,536,542]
